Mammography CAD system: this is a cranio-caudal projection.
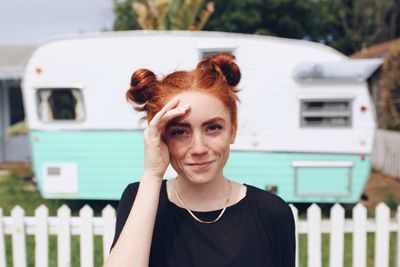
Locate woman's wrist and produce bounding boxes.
[140,172,164,185]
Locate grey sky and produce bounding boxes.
[0,0,115,44]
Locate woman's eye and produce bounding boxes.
[207,124,223,132]
[171,129,187,136]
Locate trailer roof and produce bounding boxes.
[292,58,383,82]
[0,45,36,80]
[40,30,345,58]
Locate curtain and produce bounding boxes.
[71,90,85,121]
[39,90,53,122]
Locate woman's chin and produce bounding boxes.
[177,171,216,185]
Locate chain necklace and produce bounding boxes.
[174,178,232,224]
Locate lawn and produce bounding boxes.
[0,169,399,266]
[0,169,117,267]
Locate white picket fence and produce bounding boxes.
[373,129,400,179]
[0,203,399,267]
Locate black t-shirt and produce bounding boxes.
[111,180,295,267]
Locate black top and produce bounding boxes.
[111,180,295,267]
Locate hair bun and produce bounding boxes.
[210,53,241,86]
[126,69,157,105]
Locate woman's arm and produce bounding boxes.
[104,97,190,267]
[104,178,162,267]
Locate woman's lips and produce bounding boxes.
[187,161,213,170]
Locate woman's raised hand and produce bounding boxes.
[142,97,190,181]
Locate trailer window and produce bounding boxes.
[300,99,352,127]
[200,49,234,59]
[36,89,85,122]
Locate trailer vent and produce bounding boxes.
[47,167,61,176]
[300,99,352,128]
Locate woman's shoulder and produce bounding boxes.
[245,184,293,217]
[124,181,140,192]
[119,182,140,199]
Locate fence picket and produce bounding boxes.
[57,205,71,267]
[353,203,367,267]
[329,204,344,267]
[389,132,395,175]
[289,204,299,267]
[375,203,390,267]
[397,205,400,267]
[373,129,400,178]
[0,208,6,267]
[11,206,26,267]
[80,205,94,267]
[35,205,49,267]
[102,205,116,261]
[308,204,321,267]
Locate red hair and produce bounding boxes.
[126,53,241,131]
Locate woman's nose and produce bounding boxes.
[190,132,207,154]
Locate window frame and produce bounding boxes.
[35,87,86,123]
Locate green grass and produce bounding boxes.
[298,232,398,267]
[0,170,115,267]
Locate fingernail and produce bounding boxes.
[180,104,190,111]
[172,96,179,102]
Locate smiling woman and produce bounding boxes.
[104,54,295,267]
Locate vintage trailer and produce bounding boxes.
[22,31,381,202]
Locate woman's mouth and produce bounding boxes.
[187,161,213,170]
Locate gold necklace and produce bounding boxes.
[174,179,232,224]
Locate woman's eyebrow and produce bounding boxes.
[166,117,225,129]
[202,117,225,126]
[166,121,190,128]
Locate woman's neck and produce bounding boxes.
[172,175,231,212]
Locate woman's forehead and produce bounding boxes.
[179,91,229,113]
[174,91,223,107]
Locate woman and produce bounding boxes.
[104,54,295,267]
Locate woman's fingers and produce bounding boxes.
[149,97,180,128]
[147,98,190,137]
[158,104,190,129]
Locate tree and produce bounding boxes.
[380,45,400,130]
[113,0,214,31]
[113,0,400,55]
[204,0,317,39]
[313,0,400,55]
[114,0,140,31]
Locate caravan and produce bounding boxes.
[22,31,381,202]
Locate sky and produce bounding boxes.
[0,0,115,45]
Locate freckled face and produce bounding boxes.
[164,91,236,184]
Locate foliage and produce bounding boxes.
[112,0,400,55]
[380,45,400,130]
[6,120,27,136]
[204,0,317,39]
[113,0,214,30]
[384,192,399,210]
[113,0,140,30]
[313,0,400,55]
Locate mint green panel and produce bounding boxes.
[225,152,371,203]
[30,131,371,203]
[30,130,145,200]
[296,167,350,195]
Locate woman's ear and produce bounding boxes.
[230,125,237,144]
